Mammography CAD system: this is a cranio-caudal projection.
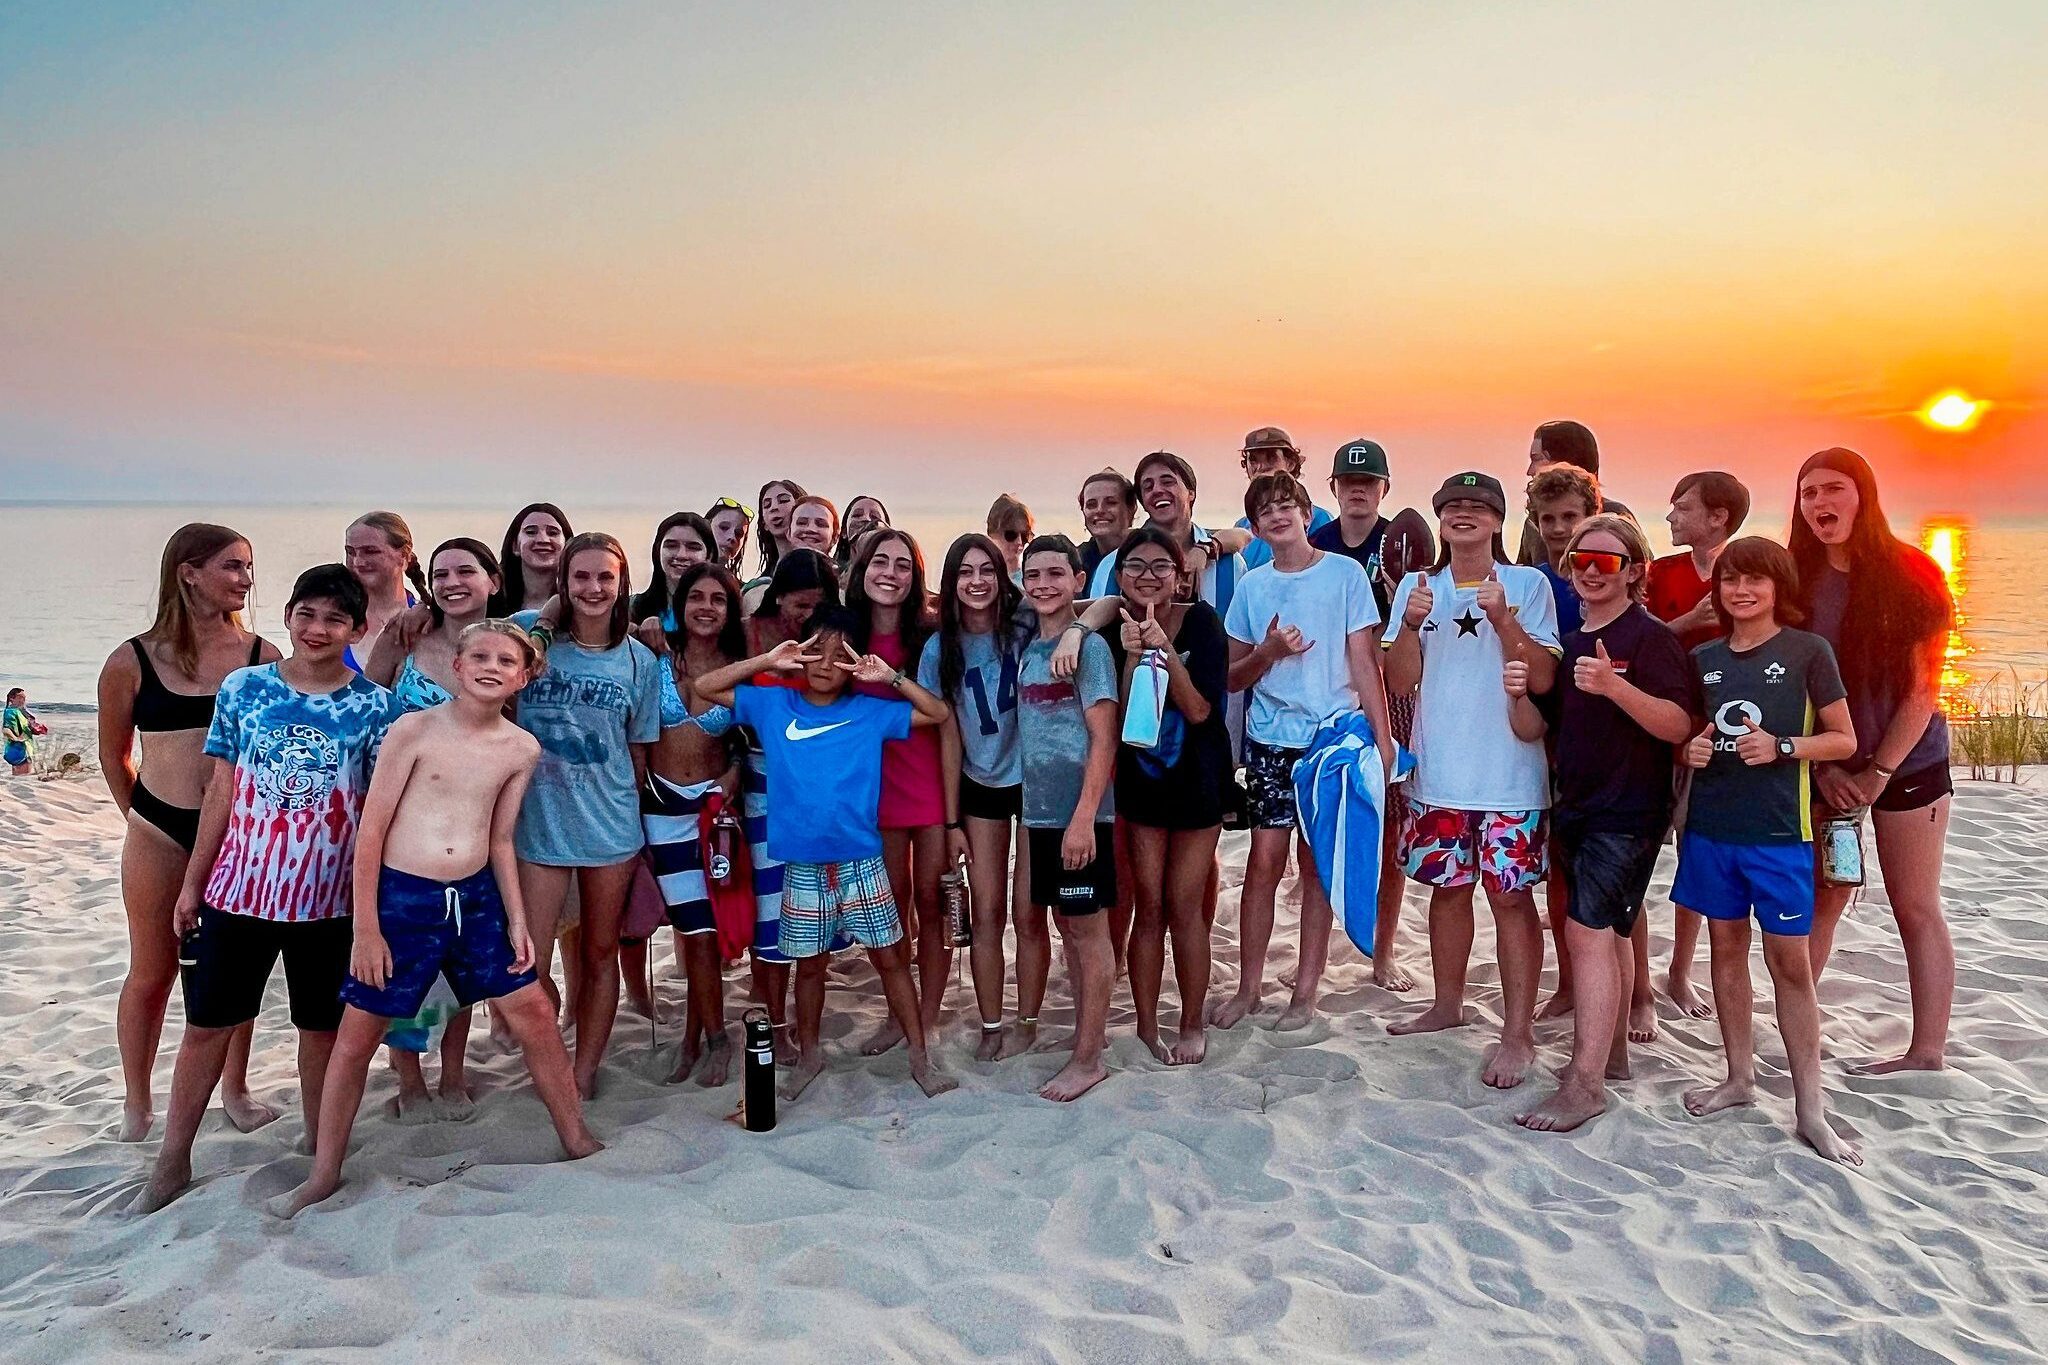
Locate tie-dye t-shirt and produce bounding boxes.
[201,664,397,922]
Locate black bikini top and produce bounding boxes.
[128,636,264,733]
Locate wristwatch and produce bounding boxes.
[1776,736,1796,762]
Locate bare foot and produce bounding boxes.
[487,1006,516,1051]
[436,1082,477,1122]
[1515,1084,1607,1132]
[1277,964,1298,990]
[624,982,657,1020]
[974,1026,1005,1062]
[1856,1052,1947,1076]
[222,1089,281,1133]
[1275,1000,1317,1032]
[1663,970,1715,1020]
[575,1070,600,1103]
[1029,1029,1075,1055]
[1795,1110,1864,1166]
[1168,1027,1208,1066]
[561,1128,606,1160]
[268,1175,339,1220]
[1207,992,1260,1030]
[772,1026,797,1067]
[910,1054,959,1098]
[777,1054,825,1102]
[117,1104,154,1144]
[1138,1030,1171,1064]
[1481,1038,1535,1089]
[1388,1004,1466,1036]
[858,1018,906,1057]
[1682,1078,1754,1116]
[996,1020,1038,1060]
[1627,999,1658,1044]
[1535,991,1574,1022]
[386,1091,442,1126]
[1373,959,1416,992]
[1605,1053,1632,1082]
[1039,1056,1108,1102]
[696,1034,734,1088]
[666,1036,703,1085]
[133,1152,192,1215]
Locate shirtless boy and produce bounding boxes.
[278,621,601,1217]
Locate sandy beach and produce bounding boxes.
[1,765,2043,1362]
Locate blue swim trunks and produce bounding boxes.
[340,865,539,1019]
[1670,832,1815,936]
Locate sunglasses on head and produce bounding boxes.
[711,496,754,519]
[1566,550,1632,575]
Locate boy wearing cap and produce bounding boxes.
[1308,437,1434,991]
[1234,427,1334,570]
[1384,473,1561,1090]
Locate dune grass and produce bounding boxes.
[1950,675,2048,781]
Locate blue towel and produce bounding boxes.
[1292,712,1411,958]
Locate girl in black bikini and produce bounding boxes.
[97,524,283,1144]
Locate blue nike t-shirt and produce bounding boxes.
[732,685,912,864]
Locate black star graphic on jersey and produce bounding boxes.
[1453,608,1483,637]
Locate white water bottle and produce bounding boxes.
[1122,648,1169,749]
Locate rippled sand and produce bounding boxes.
[1,773,2043,1361]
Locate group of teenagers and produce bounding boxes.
[96,419,1958,1216]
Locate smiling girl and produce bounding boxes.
[500,503,573,613]
[343,511,429,671]
[513,532,663,1099]
[631,512,718,642]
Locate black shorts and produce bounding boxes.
[1242,738,1305,830]
[1026,823,1117,915]
[961,777,1022,823]
[1874,762,1952,814]
[1560,828,1661,936]
[180,906,352,1031]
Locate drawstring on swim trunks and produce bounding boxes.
[445,884,462,935]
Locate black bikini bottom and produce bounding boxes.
[132,780,201,854]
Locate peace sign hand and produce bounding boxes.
[764,636,812,673]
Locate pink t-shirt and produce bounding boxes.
[854,629,945,829]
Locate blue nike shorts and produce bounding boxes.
[1670,832,1815,937]
[340,865,538,1019]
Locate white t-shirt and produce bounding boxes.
[1224,551,1380,750]
[1385,563,1560,811]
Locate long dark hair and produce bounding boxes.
[844,528,934,662]
[1788,447,1951,702]
[556,532,633,649]
[664,561,748,665]
[425,537,506,627]
[631,511,718,625]
[499,502,572,612]
[1112,524,1191,602]
[935,533,1020,703]
[755,479,807,578]
[836,494,892,571]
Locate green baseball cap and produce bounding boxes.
[1330,438,1390,480]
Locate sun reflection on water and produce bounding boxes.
[1919,518,1972,715]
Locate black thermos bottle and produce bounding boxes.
[743,1008,776,1132]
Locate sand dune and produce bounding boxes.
[1,773,2044,1361]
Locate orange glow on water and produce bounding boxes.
[1919,518,1972,715]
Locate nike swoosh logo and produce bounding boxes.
[786,718,853,742]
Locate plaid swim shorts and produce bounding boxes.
[778,856,902,958]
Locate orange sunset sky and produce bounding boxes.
[1,3,2042,522]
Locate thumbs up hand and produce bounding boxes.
[1574,638,1621,697]
[1401,575,1434,629]
[1684,724,1714,769]
[1475,566,1508,623]
[1735,715,1779,767]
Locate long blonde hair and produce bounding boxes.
[147,523,251,675]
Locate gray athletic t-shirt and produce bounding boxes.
[1017,630,1117,829]
[510,612,663,864]
[1686,627,1846,846]
[917,630,1021,789]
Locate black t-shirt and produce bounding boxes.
[1537,604,1692,837]
[1308,516,1392,621]
[1102,601,1233,828]
[1686,626,1847,845]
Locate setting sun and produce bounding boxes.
[1920,391,1986,432]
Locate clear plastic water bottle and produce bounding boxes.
[940,868,971,947]
[1820,809,1865,887]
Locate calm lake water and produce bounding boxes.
[3,502,2043,710]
